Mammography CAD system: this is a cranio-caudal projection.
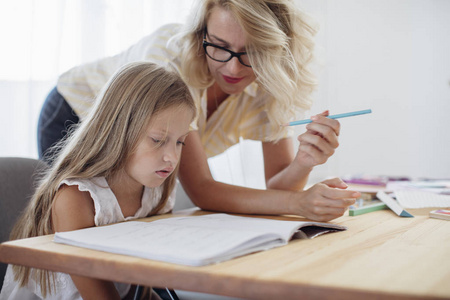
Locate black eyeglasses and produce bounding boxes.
[203,31,252,68]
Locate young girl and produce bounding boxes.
[0,62,196,300]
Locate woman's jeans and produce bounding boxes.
[37,87,79,162]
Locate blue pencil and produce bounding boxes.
[282,109,372,126]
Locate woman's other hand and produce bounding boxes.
[289,178,360,222]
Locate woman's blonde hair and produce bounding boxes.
[10,62,195,296]
[179,0,318,139]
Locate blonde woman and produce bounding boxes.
[38,0,360,222]
[1,62,196,299]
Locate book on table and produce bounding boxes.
[53,213,347,266]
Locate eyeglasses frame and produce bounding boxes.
[202,31,252,68]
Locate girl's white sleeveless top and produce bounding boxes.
[0,177,174,300]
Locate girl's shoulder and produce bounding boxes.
[52,183,96,232]
[60,177,108,191]
[54,184,94,214]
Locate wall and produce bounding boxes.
[298,0,450,182]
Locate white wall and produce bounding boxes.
[298,0,450,182]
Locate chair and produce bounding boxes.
[0,157,47,290]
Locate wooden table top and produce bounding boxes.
[1,208,449,300]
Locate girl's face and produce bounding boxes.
[122,105,193,190]
[205,6,256,95]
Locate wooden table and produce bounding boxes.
[1,208,449,300]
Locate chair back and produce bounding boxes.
[0,157,46,290]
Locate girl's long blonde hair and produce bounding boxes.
[10,62,195,296]
[178,0,318,140]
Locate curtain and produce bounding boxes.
[0,0,195,158]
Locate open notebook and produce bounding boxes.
[54,213,346,266]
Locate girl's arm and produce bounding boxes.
[52,185,122,300]
[179,131,359,222]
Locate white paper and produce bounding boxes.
[387,180,450,195]
[394,190,450,208]
[376,191,413,217]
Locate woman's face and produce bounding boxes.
[205,6,256,95]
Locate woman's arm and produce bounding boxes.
[52,185,122,300]
[178,131,360,221]
[178,131,285,214]
[265,111,340,191]
[263,137,311,191]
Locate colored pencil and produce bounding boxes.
[282,109,372,126]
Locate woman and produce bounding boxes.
[38,0,360,222]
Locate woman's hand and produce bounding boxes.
[289,178,360,222]
[295,110,340,169]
